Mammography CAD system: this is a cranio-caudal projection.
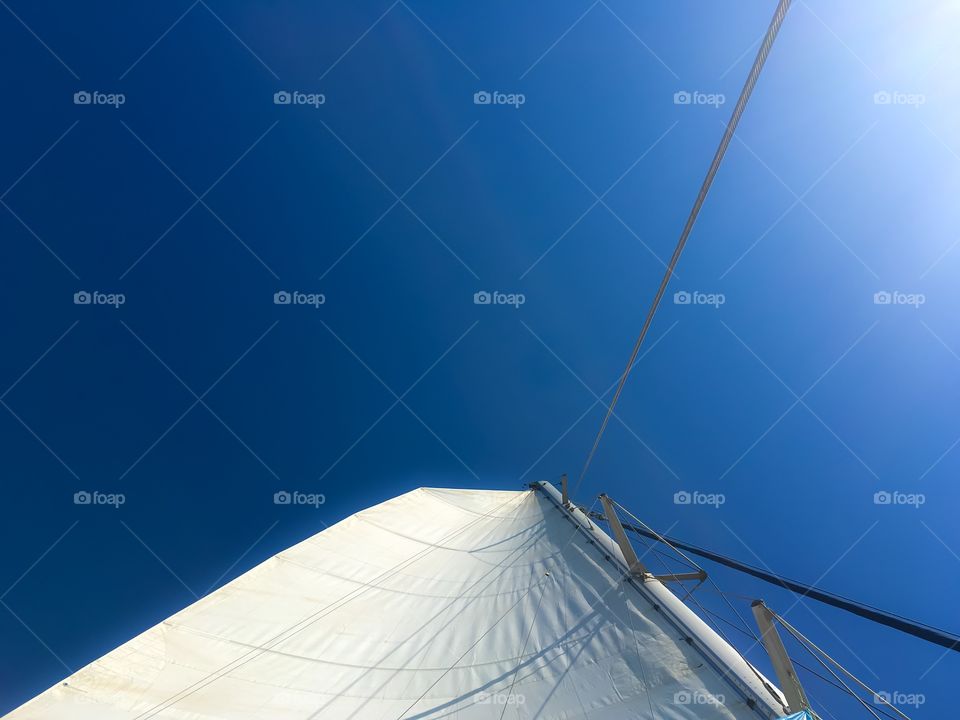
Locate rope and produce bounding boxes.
[587,510,960,648]
[611,499,705,574]
[783,623,882,720]
[594,504,910,720]
[604,502,768,657]
[603,508,911,720]
[602,502,904,720]
[603,502,789,715]
[772,611,913,720]
[694,604,904,720]
[575,0,793,496]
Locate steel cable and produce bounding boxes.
[576,0,793,496]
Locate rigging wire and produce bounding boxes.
[610,499,704,574]
[595,504,747,644]
[588,504,930,720]
[603,501,790,715]
[694,602,904,720]
[781,623,883,720]
[772,611,913,720]
[603,501,769,653]
[588,504,918,720]
[589,509,960,650]
[575,0,793,497]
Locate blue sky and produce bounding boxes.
[1,1,958,716]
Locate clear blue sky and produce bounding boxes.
[1,1,958,717]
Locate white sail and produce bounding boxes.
[7,482,787,719]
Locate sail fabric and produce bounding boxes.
[775,712,815,720]
[9,487,781,719]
